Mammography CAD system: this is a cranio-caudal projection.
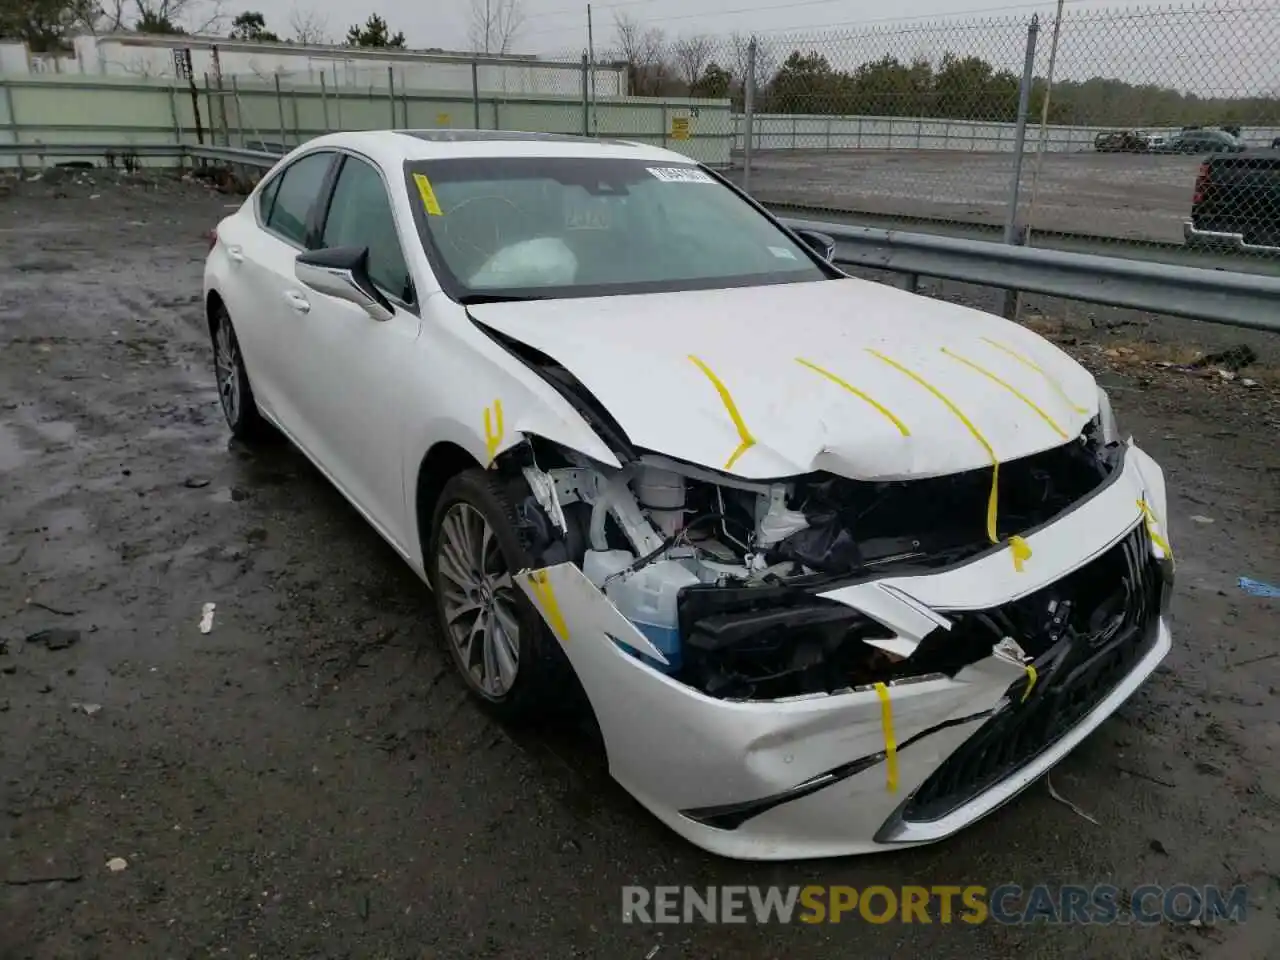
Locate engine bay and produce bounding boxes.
[500,424,1125,702]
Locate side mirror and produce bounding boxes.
[294,246,394,322]
[793,228,836,263]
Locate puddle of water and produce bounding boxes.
[0,423,32,471]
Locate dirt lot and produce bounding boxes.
[734,149,1207,244]
[1,169,1279,959]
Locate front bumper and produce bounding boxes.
[517,442,1173,860]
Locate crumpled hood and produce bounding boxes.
[469,278,1099,481]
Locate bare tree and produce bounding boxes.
[671,33,712,89]
[288,4,328,44]
[90,0,227,33]
[468,0,524,55]
[613,11,667,96]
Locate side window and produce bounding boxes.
[320,156,412,303]
[256,173,282,221]
[265,152,334,246]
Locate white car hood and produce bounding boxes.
[470,277,1100,481]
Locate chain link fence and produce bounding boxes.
[584,0,1279,268]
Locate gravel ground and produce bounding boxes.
[2,170,1279,959]
[732,149,1207,244]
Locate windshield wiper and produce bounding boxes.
[458,293,542,305]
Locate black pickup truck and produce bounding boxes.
[1184,149,1280,252]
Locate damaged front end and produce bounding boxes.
[499,418,1150,703]
[488,421,1172,858]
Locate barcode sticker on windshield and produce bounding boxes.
[647,166,714,184]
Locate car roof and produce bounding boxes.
[293,129,701,167]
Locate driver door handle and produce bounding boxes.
[284,290,311,313]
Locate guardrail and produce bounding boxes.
[780,217,1280,333]
[2,141,1275,334]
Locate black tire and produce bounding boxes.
[428,468,577,723]
[210,303,270,442]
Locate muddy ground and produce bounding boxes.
[1,169,1279,959]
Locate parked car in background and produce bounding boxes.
[1185,148,1280,252]
[1094,130,1149,153]
[1158,129,1246,154]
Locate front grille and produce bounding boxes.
[902,523,1163,823]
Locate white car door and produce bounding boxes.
[230,149,339,437]
[287,152,421,545]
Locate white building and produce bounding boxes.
[0,33,628,98]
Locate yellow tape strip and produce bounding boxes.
[688,355,756,471]
[867,349,998,543]
[866,348,1033,572]
[1021,664,1038,703]
[794,357,910,437]
[1009,535,1032,572]
[980,337,1088,415]
[874,682,898,793]
[413,172,444,216]
[483,399,504,465]
[941,347,1068,440]
[527,570,568,643]
[1137,499,1174,561]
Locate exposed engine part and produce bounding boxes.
[633,466,686,538]
[754,485,809,548]
[500,429,1126,701]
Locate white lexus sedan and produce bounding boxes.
[204,129,1174,860]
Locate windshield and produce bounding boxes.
[403,156,829,301]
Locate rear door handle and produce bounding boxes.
[283,291,311,313]
[226,245,245,263]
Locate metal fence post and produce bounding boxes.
[1000,14,1040,318]
[742,37,757,194]
[471,59,480,129]
[4,79,24,173]
[387,66,396,127]
[1003,15,1039,245]
[581,53,589,137]
[320,72,330,132]
[274,73,286,146]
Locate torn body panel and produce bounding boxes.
[515,560,1170,860]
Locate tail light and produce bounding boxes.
[205,229,218,252]
[1192,162,1210,204]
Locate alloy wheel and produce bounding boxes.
[436,502,521,697]
[213,320,241,426]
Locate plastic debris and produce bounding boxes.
[1046,772,1099,825]
[1239,577,1280,599]
[1190,515,1214,524]
[72,702,102,716]
[198,602,216,634]
[106,857,128,872]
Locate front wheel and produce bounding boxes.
[428,469,575,723]
[210,303,269,442]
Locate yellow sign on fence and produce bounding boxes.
[436,113,451,126]
[670,116,691,140]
